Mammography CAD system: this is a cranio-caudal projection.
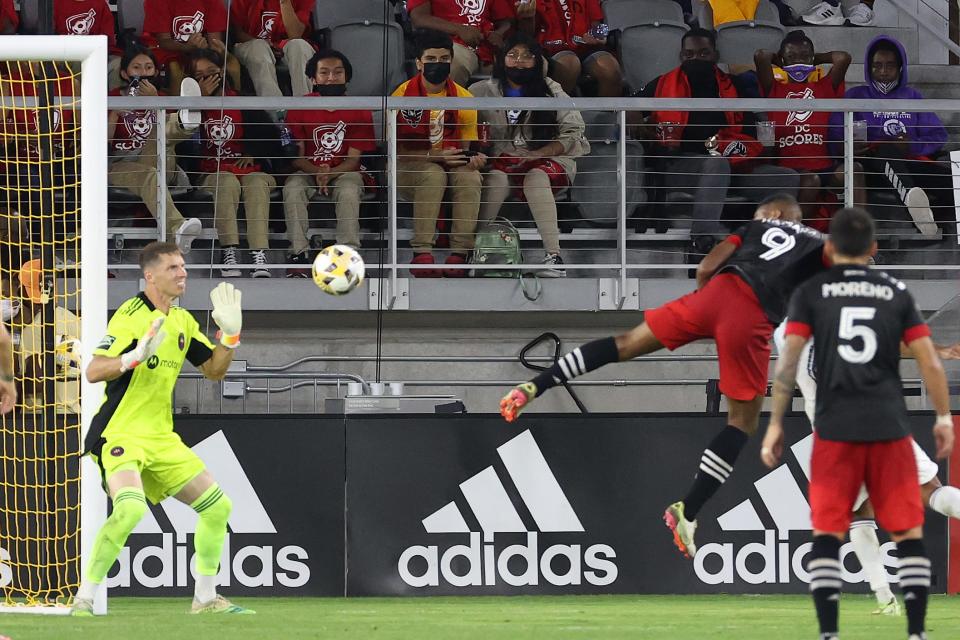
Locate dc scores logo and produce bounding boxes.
[206,115,238,159]
[312,122,347,163]
[173,12,206,43]
[399,430,618,589]
[66,9,97,36]
[456,0,487,25]
[258,12,278,39]
[785,87,815,126]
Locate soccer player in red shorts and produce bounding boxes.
[762,207,954,640]
[500,193,826,559]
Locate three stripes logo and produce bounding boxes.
[398,430,618,588]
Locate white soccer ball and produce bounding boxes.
[312,244,365,296]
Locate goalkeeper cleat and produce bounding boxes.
[70,597,94,617]
[190,595,256,615]
[664,501,698,559]
[872,595,902,616]
[499,382,537,423]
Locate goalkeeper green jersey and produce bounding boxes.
[85,293,214,452]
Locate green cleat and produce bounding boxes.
[191,595,256,615]
[872,595,902,616]
[663,501,698,559]
[70,597,94,617]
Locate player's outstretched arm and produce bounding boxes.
[199,283,242,381]
[909,335,955,459]
[762,333,808,468]
[0,322,16,413]
[87,317,166,383]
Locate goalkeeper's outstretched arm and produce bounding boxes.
[87,317,166,383]
[198,282,243,381]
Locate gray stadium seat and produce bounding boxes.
[313,0,394,29]
[715,2,786,67]
[18,0,41,33]
[604,0,684,30]
[117,0,146,37]
[619,22,689,91]
[328,22,406,96]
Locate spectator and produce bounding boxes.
[282,49,377,276]
[107,45,203,253]
[407,0,515,87]
[830,36,953,235]
[632,28,798,254]
[230,0,316,112]
[802,0,874,26]
[189,49,275,277]
[142,0,241,93]
[391,30,485,277]
[0,0,16,34]
[755,31,858,226]
[471,33,589,277]
[516,0,622,97]
[53,0,123,88]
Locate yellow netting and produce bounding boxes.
[0,60,82,606]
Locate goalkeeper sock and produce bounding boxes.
[896,538,931,636]
[84,487,148,584]
[928,485,960,519]
[682,425,748,521]
[530,337,620,396]
[849,519,894,605]
[808,535,843,639]
[191,484,232,599]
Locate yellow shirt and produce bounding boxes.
[392,79,478,150]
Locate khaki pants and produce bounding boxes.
[233,38,315,100]
[481,169,561,255]
[451,43,480,87]
[283,171,364,254]
[397,159,481,253]
[107,113,194,240]
[199,171,275,249]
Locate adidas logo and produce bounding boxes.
[109,431,310,590]
[695,434,898,586]
[398,430,618,588]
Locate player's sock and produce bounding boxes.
[849,519,894,604]
[808,535,843,639]
[191,484,232,601]
[84,487,147,583]
[895,538,931,636]
[928,485,960,519]
[529,337,619,396]
[681,425,748,521]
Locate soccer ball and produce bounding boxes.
[312,245,365,296]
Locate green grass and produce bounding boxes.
[2,595,960,639]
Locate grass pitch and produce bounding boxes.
[1,595,959,639]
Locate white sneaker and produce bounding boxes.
[538,253,566,278]
[802,1,846,25]
[220,246,241,278]
[174,218,202,254]
[178,77,202,131]
[847,2,875,25]
[250,249,271,278]
[905,187,939,235]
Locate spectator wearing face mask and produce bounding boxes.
[471,33,589,277]
[282,50,377,276]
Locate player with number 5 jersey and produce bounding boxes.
[499,192,828,560]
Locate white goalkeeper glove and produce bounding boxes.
[210,282,242,348]
[120,317,166,372]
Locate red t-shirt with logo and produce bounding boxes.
[533,0,604,56]
[765,76,843,172]
[0,0,17,31]
[230,0,313,43]
[108,87,161,157]
[407,0,513,61]
[143,0,228,44]
[54,0,120,53]
[284,104,376,168]
[1,69,76,162]
[199,91,261,175]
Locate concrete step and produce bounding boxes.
[802,25,919,63]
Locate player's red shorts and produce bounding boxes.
[644,273,771,401]
[491,156,570,201]
[809,433,923,533]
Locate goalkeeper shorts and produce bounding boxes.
[92,433,205,504]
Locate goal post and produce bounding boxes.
[0,35,108,615]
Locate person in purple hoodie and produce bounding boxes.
[831,35,953,235]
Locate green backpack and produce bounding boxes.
[472,218,522,278]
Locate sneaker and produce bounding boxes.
[285,251,311,278]
[905,187,939,235]
[663,501,698,559]
[190,595,255,615]
[70,596,94,617]
[443,252,468,278]
[538,253,566,278]
[410,252,441,278]
[801,1,845,25]
[174,218,202,254]
[847,2,875,25]
[872,595,902,616]
[250,249,270,278]
[178,77,202,131]
[499,382,537,423]
[220,246,241,278]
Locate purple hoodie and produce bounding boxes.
[828,35,947,158]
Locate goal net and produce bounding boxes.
[0,36,107,614]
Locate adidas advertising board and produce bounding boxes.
[107,416,345,596]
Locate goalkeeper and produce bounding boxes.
[72,241,250,616]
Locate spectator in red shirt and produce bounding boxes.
[516,0,622,97]
[230,0,315,112]
[0,0,16,34]
[189,49,275,277]
[142,0,242,94]
[408,0,518,86]
[282,50,377,275]
[54,0,123,86]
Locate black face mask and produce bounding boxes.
[314,83,347,97]
[681,59,716,80]
[422,62,451,85]
[505,66,539,87]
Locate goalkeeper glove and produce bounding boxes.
[210,282,242,348]
[499,382,537,423]
[120,317,166,372]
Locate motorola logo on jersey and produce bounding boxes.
[146,355,159,369]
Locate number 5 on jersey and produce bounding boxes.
[838,306,877,364]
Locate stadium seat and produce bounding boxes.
[18,0,40,34]
[328,22,406,96]
[619,21,689,91]
[604,0,684,31]
[313,0,395,29]
[715,3,786,67]
[117,0,146,37]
